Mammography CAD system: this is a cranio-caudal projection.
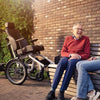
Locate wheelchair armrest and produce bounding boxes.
[16,38,24,42]
[30,39,38,43]
[16,38,24,49]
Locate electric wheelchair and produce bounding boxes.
[5,22,54,85]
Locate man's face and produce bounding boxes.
[73,25,83,39]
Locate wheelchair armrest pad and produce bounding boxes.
[33,45,44,52]
[16,38,24,42]
[30,39,38,43]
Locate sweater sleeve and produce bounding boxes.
[79,37,90,60]
[61,37,70,57]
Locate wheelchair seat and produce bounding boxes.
[5,22,44,57]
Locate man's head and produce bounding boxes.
[73,23,83,39]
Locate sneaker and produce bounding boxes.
[93,92,100,100]
[46,91,55,100]
[87,90,100,100]
[87,90,95,100]
[58,91,65,100]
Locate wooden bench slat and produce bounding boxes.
[90,51,100,56]
[91,47,100,51]
[90,43,100,46]
[94,85,100,90]
[56,88,76,96]
[50,79,76,87]
[92,80,100,85]
[90,74,100,79]
[50,79,76,86]
[93,70,100,74]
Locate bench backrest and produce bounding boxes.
[90,43,100,59]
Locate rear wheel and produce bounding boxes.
[6,59,27,85]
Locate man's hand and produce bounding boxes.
[88,57,97,61]
[69,54,81,60]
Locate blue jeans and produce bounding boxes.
[76,60,100,99]
[52,57,81,92]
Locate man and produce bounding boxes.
[46,23,90,100]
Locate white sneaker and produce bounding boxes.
[87,90,95,100]
[93,92,100,100]
[87,90,100,100]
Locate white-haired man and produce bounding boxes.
[46,23,90,100]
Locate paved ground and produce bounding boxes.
[0,74,71,100]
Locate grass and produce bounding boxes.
[0,71,5,75]
[44,71,49,79]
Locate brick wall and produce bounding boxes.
[32,0,100,61]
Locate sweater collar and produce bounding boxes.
[72,35,82,40]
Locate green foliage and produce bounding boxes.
[0,72,5,75]
[0,0,34,63]
[44,71,49,79]
[0,32,11,63]
[0,0,34,39]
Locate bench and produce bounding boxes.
[48,43,100,98]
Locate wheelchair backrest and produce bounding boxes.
[5,22,28,50]
[5,22,18,51]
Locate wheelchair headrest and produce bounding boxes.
[5,22,22,40]
[5,22,15,29]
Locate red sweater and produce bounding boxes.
[61,36,90,60]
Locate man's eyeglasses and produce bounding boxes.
[74,28,83,31]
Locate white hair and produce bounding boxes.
[73,23,81,30]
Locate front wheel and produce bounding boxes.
[36,72,44,81]
[6,59,27,85]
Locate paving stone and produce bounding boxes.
[0,75,71,100]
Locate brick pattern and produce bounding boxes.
[32,0,100,61]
